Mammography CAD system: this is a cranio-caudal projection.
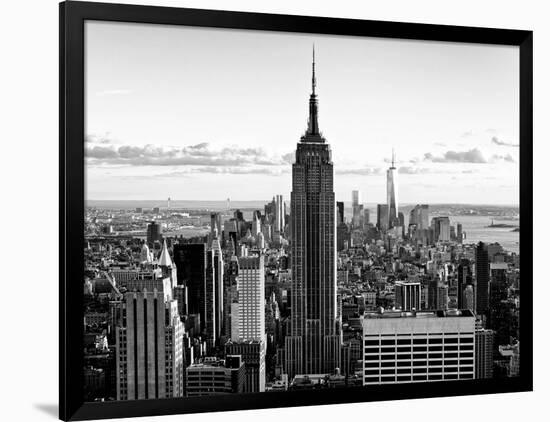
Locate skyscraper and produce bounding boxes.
[432,216,451,242]
[475,328,494,379]
[231,256,266,342]
[146,221,162,247]
[410,204,429,230]
[285,48,340,378]
[115,277,184,400]
[275,194,285,233]
[386,150,398,229]
[173,243,207,329]
[205,239,224,346]
[476,242,490,315]
[228,255,266,392]
[457,259,475,310]
[377,204,389,232]
[351,190,361,228]
[336,201,344,224]
[456,222,463,243]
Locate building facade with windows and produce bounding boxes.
[362,309,475,385]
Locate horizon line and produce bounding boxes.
[86,199,519,207]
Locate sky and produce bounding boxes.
[85,21,520,205]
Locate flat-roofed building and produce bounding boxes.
[362,309,475,385]
[185,356,245,397]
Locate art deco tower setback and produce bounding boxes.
[285,48,341,378]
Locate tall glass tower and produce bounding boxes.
[387,149,399,229]
[285,47,341,378]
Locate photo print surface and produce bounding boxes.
[83,21,520,402]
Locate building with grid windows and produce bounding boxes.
[227,255,266,392]
[185,356,245,397]
[362,309,475,385]
[115,277,184,400]
[285,47,341,379]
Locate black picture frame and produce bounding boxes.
[60,1,533,420]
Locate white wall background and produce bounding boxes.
[1,0,547,421]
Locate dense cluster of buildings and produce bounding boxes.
[83,50,520,402]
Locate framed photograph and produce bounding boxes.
[60,1,533,420]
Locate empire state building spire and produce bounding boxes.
[306,45,320,137]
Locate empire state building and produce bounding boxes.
[285,48,341,378]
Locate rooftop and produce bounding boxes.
[363,309,475,319]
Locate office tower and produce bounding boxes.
[336,201,347,252]
[394,281,421,311]
[387,149,399,228]
[362,309,475,385]
[432,216,451,242]
[285,48,340,378]
[457,259,475,310]
[115,277,184,400]
[352,190,361,228]
[337,223,349,252]
[261,223,272,243]
[336,201,344,224]
[158,239,177,285]
[153,207,160,214]
[252,212,261,235]
[225,341,266,393]
[222,256,239,329]
[185,356,245,397]
[456,223,463,243]
[476,242,490,315]
[463,285,475,311]
[398,212,405,227]
[172,243,206,329]
[364,208,370,225]
[210,213,222,243]
[231,256,266,342]
[257,232,265,249]
[398,211,405,236]
[146,221,162,247]
[488,262,512,346]
[377,204,389,232]
[409,204,430,231]
[475,328,494,379]
[437,286,449,310]
[275,194,285,233]
[352,190,360,209]
[205,239,224,346]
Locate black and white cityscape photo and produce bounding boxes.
[83,22,520,402]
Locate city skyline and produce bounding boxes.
[82,22,521,402]
[85,21,519,204]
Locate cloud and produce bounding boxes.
[85,134,114,144]
[491,136,519,147]
[282,152,295,164]
[336,167,382,175]
[398,166,432,174]
[424,148,487,163]
[461,130,473,138]
[86,145,119,159]
[433,142,447,147]
[156,166,290,177]
[491,154,516,163]
[86,141,293,169]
